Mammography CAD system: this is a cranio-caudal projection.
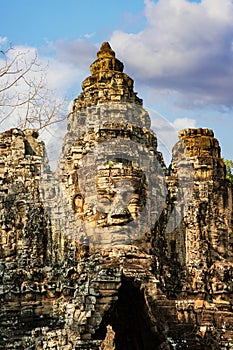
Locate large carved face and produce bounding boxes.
[73,159,147,228]
[61,129,166,247]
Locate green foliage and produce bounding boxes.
[107,160,114,168]
[224,159,233,184]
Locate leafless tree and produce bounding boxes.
[0,45,65,131]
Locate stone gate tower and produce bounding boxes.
[0,42,233,349]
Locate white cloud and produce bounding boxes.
[84,33,96,39]
[54,39,97,69]
[44,57,84,93]
[0,36,8,45]
[172,117,196,131]
[110,0,233,108]
[147,106,196,164]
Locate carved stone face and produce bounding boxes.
[61,127,165,247]
[73,160,147,228]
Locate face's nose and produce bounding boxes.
[107,189,133,225]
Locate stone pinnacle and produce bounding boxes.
[97,41,115,59]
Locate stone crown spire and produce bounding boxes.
[97,42,116,59]
[73,42,142,111]
[92,41,123,73]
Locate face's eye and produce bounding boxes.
[129,194,140,204]
[96,196,113,212]
[98,196,112,204]
[121,190,135,204]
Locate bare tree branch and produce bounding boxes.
[0,46,66,131]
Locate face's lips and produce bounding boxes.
[83,209,133,227]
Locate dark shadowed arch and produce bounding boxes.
[94,277,164,350]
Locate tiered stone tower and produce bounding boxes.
[58,41,166,253]
[172,129,232,266]
[73,41,142,109]
[0,43,233,349]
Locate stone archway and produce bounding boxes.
[95,278,164,350]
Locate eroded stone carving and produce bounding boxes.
[0,42,233,349]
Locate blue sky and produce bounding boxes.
[0,0,146,47]
[0,0,232,165]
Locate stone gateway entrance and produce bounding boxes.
[96,279,163,350]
